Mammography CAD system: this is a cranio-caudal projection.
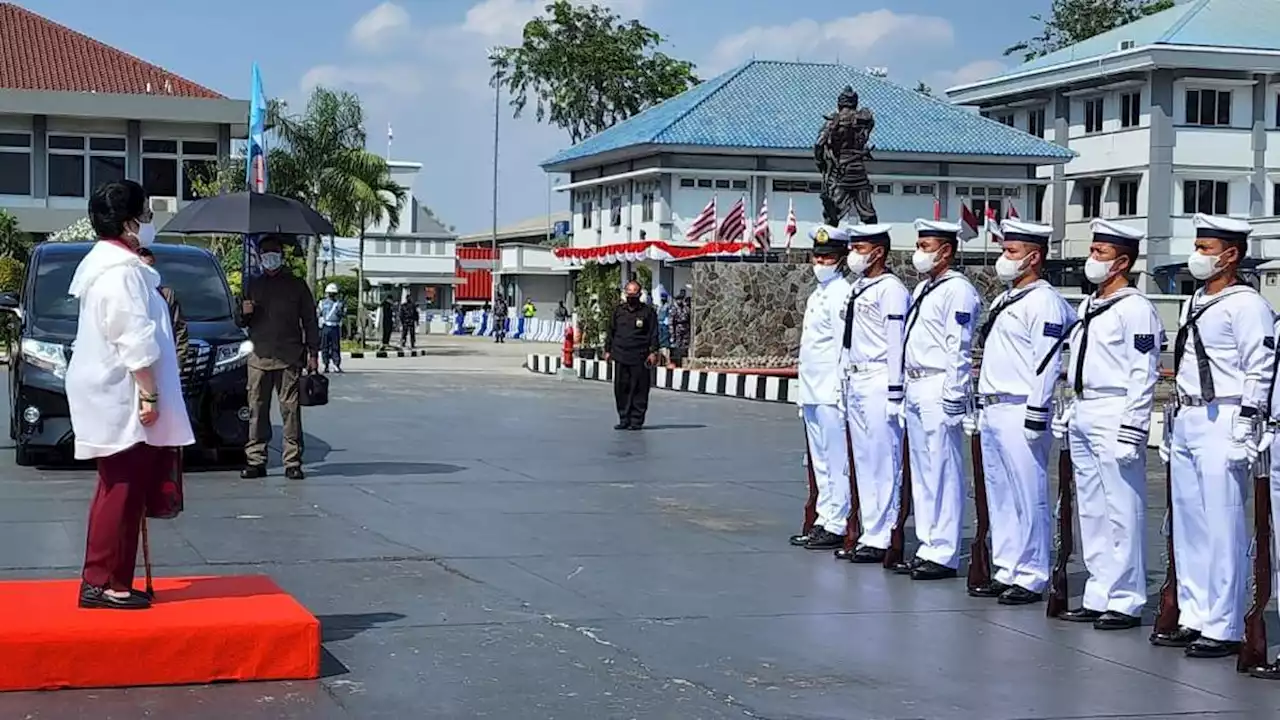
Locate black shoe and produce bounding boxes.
[626,423,643,431]
[789,531,815,547]
[1150,626,1200,648]
[284,466,305,480]
[240,465,266,479]
[911,560,958,581]
[1185,636,1240,659]
[79,583,150,610]
[849,545,887,564]
[1058,607,1104,623]
[804,528,846,551]
[832,547,855,561]
[997,586,1043,605]
[892,557,923,575]
[1248,660,1280,680]
[1093,611,1142,631]
[968,580,1011,598]
[614,422,629,430]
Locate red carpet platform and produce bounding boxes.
[0,575,321,692]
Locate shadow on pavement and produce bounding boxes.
[307,461,467,477]
[318,612,407,643]
[633,424,707,431]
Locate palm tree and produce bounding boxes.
[336,161,407,347]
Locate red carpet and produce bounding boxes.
[0,575,321,692]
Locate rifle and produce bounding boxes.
[1151,403,1181,639]
[1239,428,1273,673]
[801,417,819,536]
[966,399,993,590]
[883,433,913,569]
[1046,382,1076,618]
[842,421,864,552]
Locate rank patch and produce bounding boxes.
[1133,333,1155,353]
[1266,336,1275,350]
[955,311,971,325]
[1042,322,1063,338]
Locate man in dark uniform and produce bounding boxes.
[605,281,659,430]
[235,235,319,480]
[399,297,417,348]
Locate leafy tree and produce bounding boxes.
[0,210,31,263]
[489,1,700,143]
[1005,0,1175,62]
[914,81,933,97]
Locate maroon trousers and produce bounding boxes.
[81,443,164,591]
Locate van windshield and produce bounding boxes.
[31,248,234,322]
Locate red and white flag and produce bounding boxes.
[753,197,770,249]
[958,204,980,242]
[783,198,798,249]
[1006,203,1019,219]
[717,195,747,242]
[932,196,942,221]
[984,206,1003,240]
[685,195,717,242]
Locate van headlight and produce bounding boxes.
[21,339,68,379]
[213,340,253,373]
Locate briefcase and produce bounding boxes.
[300,371,329,407]
[146,447,184,520]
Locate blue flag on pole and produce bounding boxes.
[243,63,268,281]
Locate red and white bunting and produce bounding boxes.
[783,198,798,249]
[985,206,1003,241]
[753,197,770,249]
[685,195,717,242]
[717,195,747,242]
[1006,203,1019,219]
[553,240,755,267]
[958,204,979,242]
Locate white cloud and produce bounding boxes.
[705,10,953,76]
[461,0,649,44]
[349,2,413,53]
[931,59,1007,91]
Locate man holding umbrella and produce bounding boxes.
[235,234,320,480]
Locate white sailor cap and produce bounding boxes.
[1089,218,1144,250]
[1193,213,1252,245]
[808,224,850,254]
[999,219,1053,246]
[846,223,894,245]
[913,219,960,241]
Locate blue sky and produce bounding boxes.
[25,0,1054,234]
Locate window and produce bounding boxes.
[0,132,31,196]
[995,113,1014,127]
[874,183,893,195]
[714,179,730,189]
[609,196,622,227]
[1117,179,1139,216]
[389,239,402,254]
[1084,98,1104,134]
[1185,89,1232,126]
[969,197,1002,220]
[1120,92,1141,128]
[47,135,85,197]
[140,138,218,200]
[1033,185,1047,222]
[1274,183,1280,215]
[1182,179,1229,215]
[641,192,655,222]
[679,178,694,188]
[917,184,935,196]
[1079,182,1103,218]
[902,185,918,195]
[1028,108,1045,138]
[731,180,747,190]
[772,179,823,193]
[373,239,386,254]
[697,179,712,188]
[581,200,593,229]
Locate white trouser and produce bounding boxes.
[845,368,903,550]
[1270,437,1280,636]
[1068,396,1147,616]
[979,402,1053,593]
[803,403,850,536]
[1170,403,1249,641]
[905,373,965,568]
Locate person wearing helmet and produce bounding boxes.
[317,282,345,373]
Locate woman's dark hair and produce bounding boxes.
[88,180,148,239]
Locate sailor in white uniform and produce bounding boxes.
[1248,314,1280,679]
[790,225,856,551]
[968,219,1076,605]
[898,219,982,580]
[1153,213,1275,659]
[833,223,912,564]
[1050,219,1162,630]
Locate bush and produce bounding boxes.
[0,256,23,293]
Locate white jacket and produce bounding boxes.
[64,241,194,459]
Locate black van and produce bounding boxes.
[0,242,251,466]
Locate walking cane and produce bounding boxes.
[141,516,154,600]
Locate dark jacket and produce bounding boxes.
[235,270,320,370]
[158,285,188,364]
[605,301,659,365]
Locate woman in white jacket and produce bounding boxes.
[67,180,193,610]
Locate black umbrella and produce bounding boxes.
[160,191,336,237]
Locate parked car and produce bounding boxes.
[0,242,251,466]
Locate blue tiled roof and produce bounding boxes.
[993,0,1280,80]
[542,60,1073,168]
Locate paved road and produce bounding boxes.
[0,336,1277,719]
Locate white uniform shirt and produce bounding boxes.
[799,273,854,405]
[64,241,195,459]
[903,269,982,415]
[1268,317,1280,421]
[841,273,910,401]
[1065,287,1163,446]
[1174,285,1274,413]
[977,279,1077,431]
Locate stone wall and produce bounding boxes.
[690,255,1004,368]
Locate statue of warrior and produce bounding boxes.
[814,85,877,227]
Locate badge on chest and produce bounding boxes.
[635,317,644,328]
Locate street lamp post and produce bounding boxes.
[489,52,502,310]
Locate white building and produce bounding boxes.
[947,0,1280,293]
[456,212,572,317]
[540,59,1072,289]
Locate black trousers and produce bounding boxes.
[400,323,416,347]
[613,362,652,426]
[381,322,392,346]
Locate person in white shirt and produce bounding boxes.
[897,219,982,580]
[1154,213,1275,659]
[1249,314,1280,679]
[832,223,911,565]
[1050,219,1162,631]
[65,180,195,611]
[967,219,1076,605]
[790,226,856,551]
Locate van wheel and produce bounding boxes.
[14,442,38,467]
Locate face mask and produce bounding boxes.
[625,295,640,306]
[1187,250,1223,281]
[260,252,283,271]
[994,254,1029,283]
[133,222,157,248]
[912,250,938,275]
[1083,257,1118,285]
[812,263,839,283]
[846,251,872,276]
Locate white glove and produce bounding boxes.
[886,400,905,428]
[962,410,980,437]
[1023,426,1045,443]
[1115,440,1142,465]
[1050,401,1074,441]
[942,411,965,429]
[1257,431,1275,454]
[1228,416,1257,466]
[1158,436,1170,464]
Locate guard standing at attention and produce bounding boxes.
[604,281,659,431]
[317,282,344,373]
[832,223,911,564]
[897,219,982,580]
[790,226,855,550]
[1154,213,1275,659]
[1050,219,1162,630]
[968,219,1076,605]
[1248,314,1280,679]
